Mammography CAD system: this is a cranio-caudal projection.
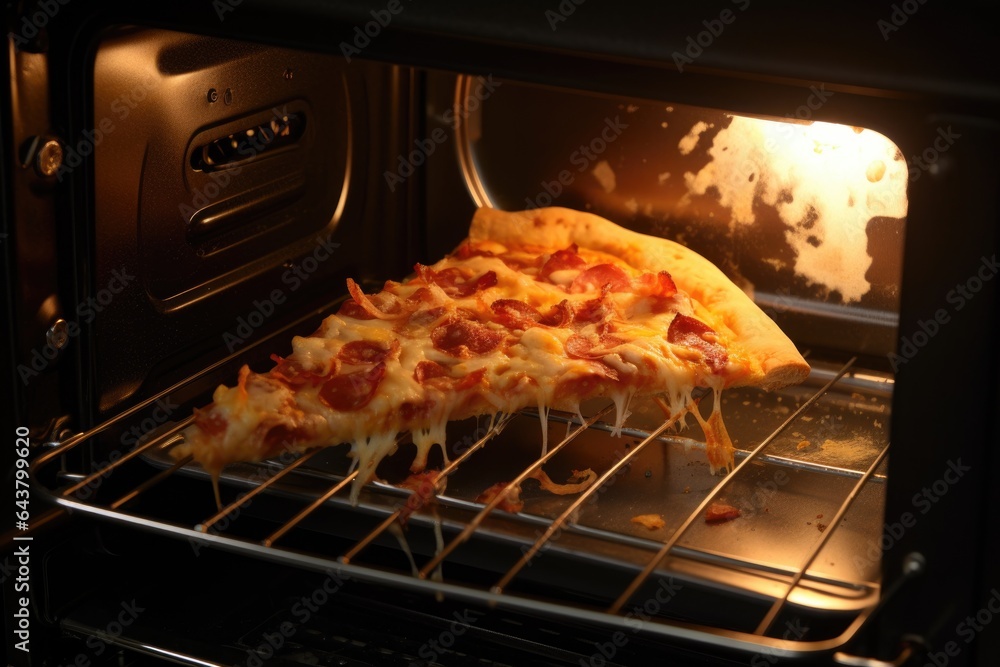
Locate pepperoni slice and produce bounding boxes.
[539,244,588,280]
[454,242,496,260]
[193,406,227,437]
[318,362,386,411]
[540,299,573,327]
[338,339,399,365]
[556,362,620,400]
[405,306,449,329]
[415,264,497,298]
[337,299,376,320]
[414,360,450,383]
[269,353,332,386]
[431,320,504,358]
[454,270,498,297]
[455,367,487,391]
[406,287,435,303]
[564,334,594,359]
[400,399,436,422]
[667,314,728,373]
[572,293,612,325]
[260,423,313,456]
[633,271,677,298]
[564,333,625,359]
[569,264,631,294]
[346,279,403,320]
[491,299,542,329]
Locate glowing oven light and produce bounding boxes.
[684,116,908,303]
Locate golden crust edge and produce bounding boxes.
[469,206,810,391]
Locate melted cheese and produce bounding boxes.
[179,241,749,499]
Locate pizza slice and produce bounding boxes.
[175,207,809,500]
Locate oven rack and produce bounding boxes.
[31,353,896,660]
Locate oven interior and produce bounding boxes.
[14,22,915,666]
[9,6,999,667]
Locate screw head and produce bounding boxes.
[283,68,293,81]
[902,552,926,576]
[35,140,63,177]
[207,88,219,103]
[46,318,69,350]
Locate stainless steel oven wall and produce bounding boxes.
[84,28,422,422]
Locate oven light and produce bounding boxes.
[684,116,908,303]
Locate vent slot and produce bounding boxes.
[191,111,305,172]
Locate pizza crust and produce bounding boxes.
[469,206,810,391]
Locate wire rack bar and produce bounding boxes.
[261,471,359,547]
[196,449,322,532]
[110,455,193,510]
[608,357,857,615]
[60,417,194,497]
[491,403,695,593]
[415,404,616,579]
[755,440,890,635]
[340,413,515,564]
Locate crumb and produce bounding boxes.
[764,507,769,513]
[816,514,823,519]
[631,514,666,530]
[797,440,810,450]
[806,521,812,526]
[817,523,827,532]
[705,503,741,524]
[851,392,864,400]
[683,486,691,494]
